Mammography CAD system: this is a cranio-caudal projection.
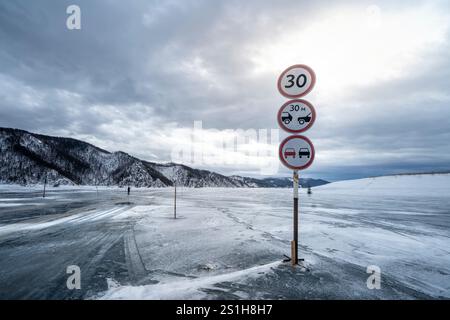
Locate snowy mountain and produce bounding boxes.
[229,176,328,188]
[144,162,245,188]
[0,128,328,188]
[0,128,171,187]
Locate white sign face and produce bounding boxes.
[277,64,316,99]
[277,99,316,133]
[279,135,315,170]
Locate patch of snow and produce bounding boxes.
[99,261,280,300]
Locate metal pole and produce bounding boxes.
[292,170,299,265]
[43,175,47,198]
[174,182,177,219]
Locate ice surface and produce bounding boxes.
[0,174,449,299]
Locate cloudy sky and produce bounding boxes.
[1,0,449,180]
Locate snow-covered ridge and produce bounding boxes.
[316,173,450,196]
[0,127,328,188]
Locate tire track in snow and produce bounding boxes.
[0,206,131,237]
[219,208,286,244]
[70,207,125,224]
[123,229,147,282]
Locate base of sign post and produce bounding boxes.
[283,255,305,264]
[291,240,297,266]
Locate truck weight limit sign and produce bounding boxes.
[277,64,316,99]
[277,99,316,133]
[279,135,315,170]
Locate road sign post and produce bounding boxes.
[43,174,47,198]
[277,64,316,266]
[292,170,299,266]
[174,182,177,219]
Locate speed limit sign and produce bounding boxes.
[277,64,316,99]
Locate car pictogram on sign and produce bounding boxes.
[298,113,311,125]
[284,148,296,159]
[281,112,293,124]
[298,148,310,158]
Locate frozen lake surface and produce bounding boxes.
[0,174,449,299]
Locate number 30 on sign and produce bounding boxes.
[277,64,316,99]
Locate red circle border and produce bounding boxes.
[277,64,316,99]
[278,135,315,171]
[277,99,316,134]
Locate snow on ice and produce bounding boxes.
[0,174,449,299]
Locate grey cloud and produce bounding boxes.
[0,0,449,180]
